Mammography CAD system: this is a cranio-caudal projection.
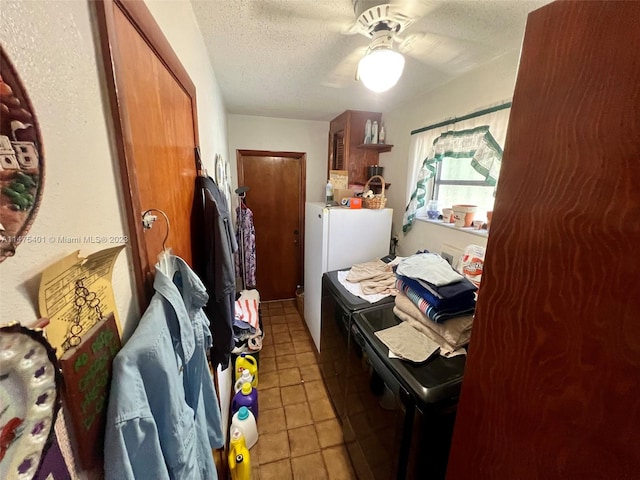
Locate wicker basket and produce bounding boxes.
[362,175,387,209]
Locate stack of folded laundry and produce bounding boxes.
[394,253,477,356]
[232,289,264,354]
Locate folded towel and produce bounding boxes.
[394,292,473,350]
[235,289,260,330]
[396,275,475,310]
[396,278,475,323]
[393,307,467,358]
[361,275,398,296]
[375,322,440,363]
[396,253,464,286]
[347,259,395,283]
[346,259,398,296]
[337,270,390,304]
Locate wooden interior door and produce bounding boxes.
[447,2,640,478]
[237,150,305,301]
[96,1,225,475]
[96,0,198,306]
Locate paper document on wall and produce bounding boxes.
[38,245,125,357]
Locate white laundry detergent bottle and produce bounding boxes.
[231,406,258,449]
[234,369,254,393]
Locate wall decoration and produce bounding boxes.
[38,246,125,355]
[0,323,62,479]
[58,313,121,470]
[0,45,45,262]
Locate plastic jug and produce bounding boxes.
[228,428,252,480]
[231,382,259,420]
[231,406,258,449]
[234,369,254,393]
[235,353,258,388]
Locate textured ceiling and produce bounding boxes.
[191,0,551,121]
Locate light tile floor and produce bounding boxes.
[248,300,356,480]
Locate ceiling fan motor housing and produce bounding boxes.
[352,0,413,37]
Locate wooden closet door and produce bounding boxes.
[96,0,199,305]
[447,2,640,479]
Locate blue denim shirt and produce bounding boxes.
[105,257,223,479]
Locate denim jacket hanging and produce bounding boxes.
[105,256,223,479]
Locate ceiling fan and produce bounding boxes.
[252,0,479,91]
[327,0,477,92]
[341,1,422,91]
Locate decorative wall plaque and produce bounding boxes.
[0,323,62,479]
[59,313,121,470]
[0,45,45,261]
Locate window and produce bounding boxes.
[403,124,504,232]
[431,156,495,221]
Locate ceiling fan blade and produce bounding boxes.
[321,46,368,89]
[397,31,490,75]
[388,0,439,21]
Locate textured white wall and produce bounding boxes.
[0,0,138,331]
[227,114,329,204]
[380,51,521,256]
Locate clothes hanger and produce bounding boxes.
[236,186,249,209]
[142,208,176,279]
[195,146,207,177]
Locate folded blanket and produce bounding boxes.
[415,276,477,301]
[396,275,475,310]
[396,277,475,323]
[394,292,473,350]
[396,253,463,286]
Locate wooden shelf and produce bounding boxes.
[356,144,393,153]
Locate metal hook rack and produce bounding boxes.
[141,208,170,251]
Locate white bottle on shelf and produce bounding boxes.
[364,119,372,144]
[372,121,379,144]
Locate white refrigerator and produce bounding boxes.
[303,202,393,351]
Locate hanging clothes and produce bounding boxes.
[192,175,238,369]
[235,199,256,289]
[104,256,223,480]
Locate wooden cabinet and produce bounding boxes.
[328,110,392,186]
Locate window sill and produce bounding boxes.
[416,217,489,238]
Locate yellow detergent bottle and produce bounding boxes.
[235,353,258,388]
[228,428,252,480]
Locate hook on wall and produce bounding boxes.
[235,186,249,199]
[141,208,170,251]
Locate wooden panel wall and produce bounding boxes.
[447,1,640,478]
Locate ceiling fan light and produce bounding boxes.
[358,48,405,93]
